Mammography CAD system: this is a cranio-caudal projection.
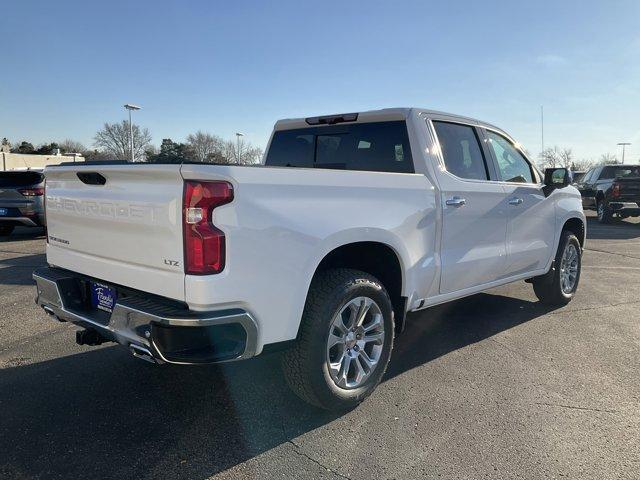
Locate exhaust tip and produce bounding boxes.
[130,344,157,364]
[42,305,65,322]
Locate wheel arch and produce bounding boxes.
[307,241,407,334]
[562,216,586,248]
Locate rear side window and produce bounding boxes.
[432,121,488,180]
[264,121,414,173]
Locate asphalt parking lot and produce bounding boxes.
[1,213,639,480]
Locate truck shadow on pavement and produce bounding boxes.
[585,216,640,240]
[0,253,46,285]
[0,227,46,242]
[0,292,555,479]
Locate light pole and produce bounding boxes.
[617,142,631,164]
[540,105,544,154]
[124,104,141,161]
[235,132,244,162]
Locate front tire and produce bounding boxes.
[532,231,581,305]
[597,199,612,224]
[282,268,394,411]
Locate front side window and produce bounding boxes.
[485,131,534,183]
[264,121,414,173]
[432,121,488,180]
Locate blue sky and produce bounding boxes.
[2,0,639,161]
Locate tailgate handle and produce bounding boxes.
[77,172,106,185]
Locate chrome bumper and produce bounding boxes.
[33,267,258,364]
[609,201,640,212]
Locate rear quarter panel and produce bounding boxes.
[180,164,437,350]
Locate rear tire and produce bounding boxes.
[0,225,15,236]
[282,268,394,411]
[532,231,581,305]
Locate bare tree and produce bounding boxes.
[558,148,573,168]
[94,121,152,161]
[539,146,575,168]
[186,131,226,163]
[539,146,560,168]
[59,139,86,154]
[223,137,263,165]
[599,152,619,165]
[571,158,594,171]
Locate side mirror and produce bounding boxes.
[544,168,570,188]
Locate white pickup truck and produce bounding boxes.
[34,108,585,410]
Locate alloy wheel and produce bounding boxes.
[326,296,385,389]
[560,243,579,294]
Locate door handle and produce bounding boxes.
[445,196,466,207]
[508,197,524,206]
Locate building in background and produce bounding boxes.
[1,142,84,170]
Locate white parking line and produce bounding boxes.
[583,265,640,270]
[588,242,640,247]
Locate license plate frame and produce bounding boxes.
[90,282,117,313]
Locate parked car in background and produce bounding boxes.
[33,108,585,410]
[0,170,45,236]
[575,164,640,223]
[571,171,586,184]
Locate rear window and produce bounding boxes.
[0,171,44,187]
[600,166,640,179]
[264,121,414,173]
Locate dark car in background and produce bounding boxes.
[0,170,45,236]
[575,165,640,223]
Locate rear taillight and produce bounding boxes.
[18,187,45,196]
[183,180,234,275]
[612,183,621,198]
[44,179,48,243]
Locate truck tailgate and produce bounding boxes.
[44,164,186,301]
[617,177,640,201]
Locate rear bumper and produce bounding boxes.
[609,202,640,216]
[33,267,258,364]
[0,201,45,226]
[0,216,41,227]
